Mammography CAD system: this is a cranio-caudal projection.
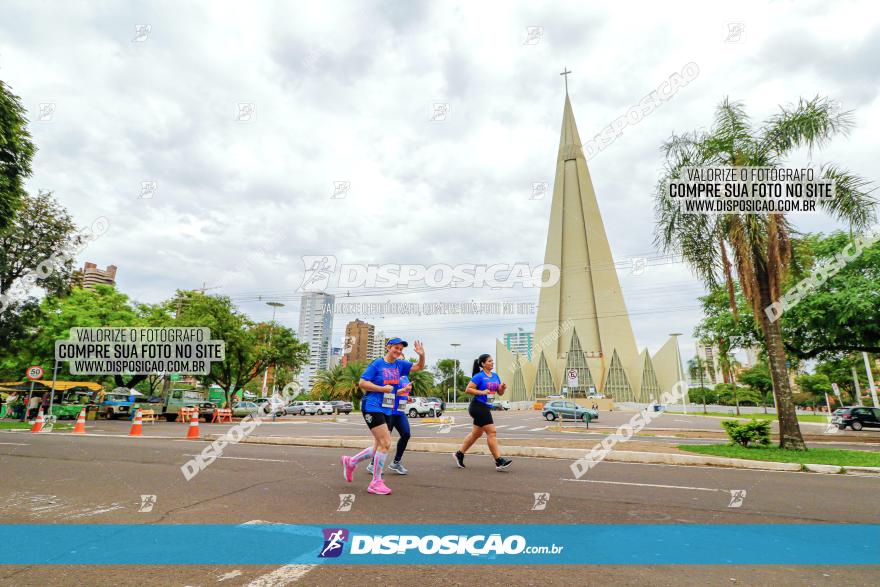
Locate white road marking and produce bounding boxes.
[563,478,722,492]
[494,425,508,429]
[508,426,526,430]
[246,564,314,586]
[183,454,290,463]
[0,442,29,445]
[240,521,315,585]
[217,570,242,582]
[529,427,546,432]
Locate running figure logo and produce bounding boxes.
[319,528,349,558]
[727,489,747,508]
[532,492,550,510]
[337,494,355,512]
[298,255,337,292]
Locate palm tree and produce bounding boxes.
[408,369,435,397]
[656,97,876,450]
[311,361,366,401]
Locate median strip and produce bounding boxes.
[201,434,880,476]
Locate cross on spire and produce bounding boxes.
[560,67,571,94]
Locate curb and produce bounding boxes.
[201,434,880,476]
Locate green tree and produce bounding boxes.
[433,358,468,401]
[312,361,365,402]
[0,80,36,230]
[687,356,712,413]
[656,96,876,450]
[0,191,85,349]
[0,285,156,388]
[173,291,309,407]
[780,232,880,359]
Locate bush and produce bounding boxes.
[721,419,771,447]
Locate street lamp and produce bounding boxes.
[450,343,461,407]
[262,302,285,397]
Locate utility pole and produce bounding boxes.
[851,364,863,406]
[863,352,879,408]
[450,343,461,406]
[262,302,285,398]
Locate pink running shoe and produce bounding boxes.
[367,479,392,495]
[341,456,356,483]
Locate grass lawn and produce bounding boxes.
[679,444,880,467]
[0,421,73,430]
[669,411,831,423]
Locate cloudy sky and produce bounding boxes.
[3,0,878,368]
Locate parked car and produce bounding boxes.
[405,397,443,418]
[286,401,311,415]
[254,397,285,416]
[491,400,511,411]
[313,401,335,415]
[100,392,134,419]
[425,396,446,411]
[833,406,880,431]
[196,401,217,422]
[329,400,353,414]
[542,400,596,422]
[232,401,260,417]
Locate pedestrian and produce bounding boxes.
[454,354,512,471]
[368,373,412,476]
[26,394,40,419]
[41,392,50,414]
[3,392,18,418]
[341,338,426,495]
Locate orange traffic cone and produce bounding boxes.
[30,409,44,433]
[186,409,200,440]
[72,408,87,434]
[128,409,143,437]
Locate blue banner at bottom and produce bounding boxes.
[1,524,877,565]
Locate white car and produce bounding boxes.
[405,397,443,418]
[312,401,335,415]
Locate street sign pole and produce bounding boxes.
[48,359,59,414]
[22,380,35,422]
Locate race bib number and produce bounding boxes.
[397,401,408,412]
[486,392,496,405]
[382,393,395,409]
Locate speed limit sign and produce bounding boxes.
[26,365,44,381]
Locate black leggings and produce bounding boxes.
[387,414,411,463]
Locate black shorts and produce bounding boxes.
[468,400,494,427]
[362,411,388,429]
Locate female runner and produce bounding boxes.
[453,353,512,471]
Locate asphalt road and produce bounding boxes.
[46,409,880,451]
[1,430,878,586]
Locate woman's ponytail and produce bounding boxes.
[472,353,491,375]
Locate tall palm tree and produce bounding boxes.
[656,96,876,450]
[408,368,435,397]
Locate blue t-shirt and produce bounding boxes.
[360,358,413,415]
[470,370,501,405]
[392,375,411,415]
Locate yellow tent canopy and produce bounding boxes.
[0,381,103,393]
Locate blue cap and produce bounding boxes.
[386,337,408,347]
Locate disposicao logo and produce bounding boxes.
[319,528,349,558]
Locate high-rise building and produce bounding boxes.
[297,292,335,390]
[77,262,117,289]
[344,319,375,364]
[328,347,343,369]
[495,88,682,404]
[503,328,534,360]
[369,330,387,361]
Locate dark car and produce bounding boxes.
[196,401,217,422]
[329,400,353,414]
[833,406,880,431]
[425,396,446,412]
